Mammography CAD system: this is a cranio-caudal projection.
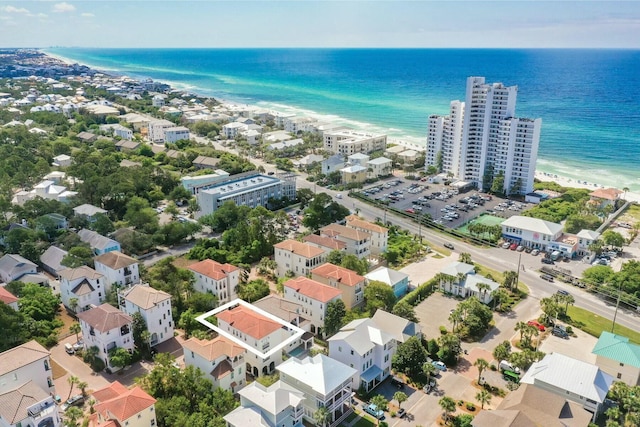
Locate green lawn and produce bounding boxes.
[566,305,640,344]
[340,410,377,427]
[475,264,529,295]
[619,204,640,224]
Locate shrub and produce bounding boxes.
[489,364,497,371]
[390,411,396,417]
[458,400,464,406]
[90,357,105,372]
[398,277,438,307]
[439,326,448,335]
[465,403,476,411]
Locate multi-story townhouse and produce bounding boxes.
[320,224,371,259]
[59,266,105,313]
[592,332,640,387]
[0,340,55,395]
[188,259,239,304]
[274,239,327,277]
[278,355,357,427]
[0,382,62,427]
[366,156,392,178]
[328,318,395,392]
[91,381,157,427]
[302,234,347,255]
[311,263,365,309]
[224,380,304,427]
[323,130,387,156]
[77,303,134,372]
[121,284,173,346]
[182,336,246,393]
[147,119,175,143]
[94,250,140,288]
[163,126,190,143]
[345,215,388,255]
[222,121,248,139]
[283,276,342,337]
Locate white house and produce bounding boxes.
[592,331,640,387]
[94,251,140,288]
[52,154,72,168]
[222,121,248,139]
[73,204,107,222]
[346,215,388,255]
[0,381,62,427]
[77,303,134,372]
[78,229,121,255]
[91,381,157,427]
[0,254,38,283]
[274,239,327,277]
[147,119,175,143]
[0,286,19,311]
[0,340,55,395]
[365,266,410,299]
[277,355,357,427]
[182,336,246,393]
[577,229,601,258]
[164,126,190,143]
[520,352,614,420]
[152,94,165,107]
[367,156,392,178]
[328,318,395,392]
[99,124,133,140]
[121,284,174,346]
[320,224,371,259]
[437,261,500,304]
[501,215,564,251]
[59,266,106,313]
[283,276,342,336]
[187,259,239,304]
[224,380,304,427]
[371,309,422,343]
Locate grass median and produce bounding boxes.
[566,305,640,344]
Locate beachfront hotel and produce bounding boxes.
[426,77,541,195]
[323,129,387,156]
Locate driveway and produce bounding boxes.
[400,252,456,288]
[415,293,460,339]
[51,336,110,398]
[538,327,597,364]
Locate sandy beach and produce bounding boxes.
[534,171,640,203]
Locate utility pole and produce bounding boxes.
[611,284,622,333]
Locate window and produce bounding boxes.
[620,362,625,367]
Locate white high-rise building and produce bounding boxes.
[426,77,541,195]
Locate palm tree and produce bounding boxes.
[491,288,509,311]
[70,323,81,343]
[438,396,456,424]
[423,362,437,384]
[370,395,389,426]
[555,293,576,315]
[514,321,528,344]
[476,389,492,410]
[394,391,408,412]
[448,308,463,333]
[69,298,79,314]
[313,406,330,427]
[474,358,489,384]
[477,282,491,303]
[458,252,473,264]
[77,381,88,397]
[64,406,83,427]
[67,375,79,399]
[622,187,629,201]
[503,270,518,292]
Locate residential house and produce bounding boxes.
[164,126,190,143]
[321,154,346,175]
[99,123,133,140]
[73,204,107,223]
[589,188,622,210]
[346,215,388,255]
[188,259,239,305]
[283,276,342,337]
[91,381,156,427]
[267,138,304,153]
[520,352,614,419]
[0,381,62,427]
[222,122,248,139]
[577,229,601,258]
[365,266,409,298]
[147,119,175,143]
[277,355,357,427]
[367,156,392,178]
[320,224,371,259]
[328,318,395,392]
[115,139,141,152]
[397,149,418,165]
[78,229,121,255]
[52,154,72,167]
[152,94,165,107]
[77,303,134,372]
[94,251,140,288]
[253,294,315,354]
[0,286,19,310]
[437,261,500,304]
[59,266,105,313]
[274,239,327,277]
[592,331,640,386]
[121,284,173,346]
[76,131,97,143]
[311,263,365,309]
[323,129,387,156]
[347,153,370,167]
[0,340,55,395]
[295,154,324,170]
[182,336,246,393]
[224,380,304,427]
[39,246,68,278]
[371,309,422,343]
[303,234,347,255]
[471,384,592,427]
[340,164,367,184]
[192,155,220,170]
[0,254,38,283]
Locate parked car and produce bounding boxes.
[527,320,546,332]
[72,340,84,352]
[540,274,555,282]
[432,361,447,371]
[552,327,569,339]
[390,376,405,389]
[363,403,384,419]
[516,245,525,252]
[541,258,555,265]
[443,242,455,250]
[509,243,518,250]
[397,408,406,418]
[502,242,511,249]
[531,249,540,256]
[61,395,85,411]
[499,360,521,374]
[64,343,74,355]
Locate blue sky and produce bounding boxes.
[1,1,639,48]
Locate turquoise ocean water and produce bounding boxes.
[47,48,640,191]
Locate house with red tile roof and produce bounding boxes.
[346,214,388,254]
[188,259,239,304]
[274,239,326,277]
[182,336,247,393]
[90,381,156,427]
[0,286,19,311]
[589,188,623,209]
[283,277,342,337]
[302,234,347,254]
[320,223,372,259]
[311,263,366,309]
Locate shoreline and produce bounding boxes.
[39,50,640,202]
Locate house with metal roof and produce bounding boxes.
[520,352,614,419]
[121,284,173,346]
[365,266,409,298]
[78,229,121,255]
[59,266,105,313]
[592,331,640,386]
[437,261,500,304]
[224,380,304,427]
[0,254,38,283]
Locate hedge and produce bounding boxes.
[398,277,438,307]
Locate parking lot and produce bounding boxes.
[358,177,529,230]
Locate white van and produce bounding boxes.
[499,360,520,374]
[65,343,75,355]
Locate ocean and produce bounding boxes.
[46,48,640,191]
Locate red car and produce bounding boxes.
[509,243,518,250]
[405,208,415,214]
[527,320,546,332]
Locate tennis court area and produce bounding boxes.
[457,214,505,238]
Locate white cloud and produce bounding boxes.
[1,6,30,14]
[38,13,48,18]
[81,12,95,18]
[53,2,76,13]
